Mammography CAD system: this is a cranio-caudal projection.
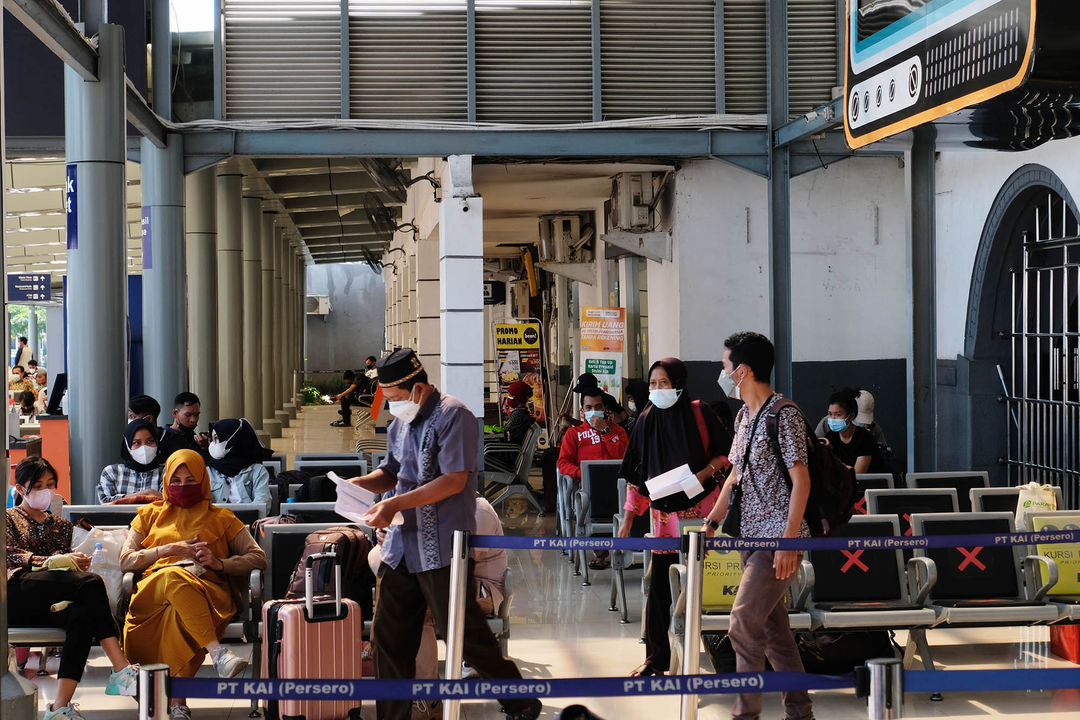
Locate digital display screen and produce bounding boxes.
[857,0,931,42]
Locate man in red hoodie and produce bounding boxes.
[558,386,628,568]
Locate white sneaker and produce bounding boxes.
[210,646,248,678]
[169,703,192,720]
[43,703,86,720]
[105,664,139,696]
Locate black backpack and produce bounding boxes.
[763,398,858,537]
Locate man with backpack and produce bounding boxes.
[703,332,815,720]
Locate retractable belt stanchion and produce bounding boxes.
[680,530,705,720]
[866,658,904,720]
[138,664,170,720]
[443,530,470,720]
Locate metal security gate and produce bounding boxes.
[1008,191,1080,507]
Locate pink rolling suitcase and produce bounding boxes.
[261,551,363,720]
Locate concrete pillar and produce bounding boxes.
[272,227,289,429]
[185,167,218,431]
[261,212,281,437]
[296,252,307,404]
[27,310,38,363]
[279,234,296,422]
[215,171,244,419]
[439,155,484,416]
[908,126,938,471]
[141,133,187,409]
[241,195,262,429]
[416,236,441,386]
[619,256,643,382]
[64,23,128,503]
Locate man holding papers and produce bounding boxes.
[342,348,541,720]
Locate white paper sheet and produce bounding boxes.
[329,471,404,525]
[644,464,702,501]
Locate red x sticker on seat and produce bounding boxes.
[903,513,913,536]
[958,547,986,571]
[841,549,869,573]
[854,496,867,514]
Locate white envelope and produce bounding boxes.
[645,464,702,501]
[329,471,404,525]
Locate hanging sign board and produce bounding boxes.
[494,320,547,425]
[844,0,1035,148]
[580,307,625,402]
[65,164,78,250]
[8,274,52,303]
[1031,513,1080,595]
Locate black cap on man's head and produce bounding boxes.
[377,348,425,388]
[571,372,600,394]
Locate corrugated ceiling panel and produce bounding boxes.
[349,1,468,120]
[224,0,342,119]
[475,1,592,123]
[600,0,716,119]
[724,0,765,115]
[789,0,838,115]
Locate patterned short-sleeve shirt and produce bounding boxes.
[730,394,810,539]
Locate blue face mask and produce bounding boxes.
[827,417,848,433]
[585,410,605,423]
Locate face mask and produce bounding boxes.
[208,440,229,460]
[167,482,204,508]
[584,410,605,423]
[11,373,20,382]
[649,388,681,410]
[387,399,421,423]
[827,417,849,433]
[626,400,637,414]
[21,487,54,512]
[717,365,745,400]
[129,443,158,466]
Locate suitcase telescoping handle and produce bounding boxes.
[303,551,343,619]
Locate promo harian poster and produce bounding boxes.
[494,320,547,424]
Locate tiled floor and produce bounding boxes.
[14,405,1080,718]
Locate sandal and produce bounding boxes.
[330,420,349,427]
[588,558,610,570]
[629,662,664,677]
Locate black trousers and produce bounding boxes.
[644,552,679,670]
[373,559,533,720]
[8,570,119,681]
[339,393,357,423]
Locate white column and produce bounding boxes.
[272,227,289,429]
[261,212,281,437]
[241,195,262,429]
[439,155,484,415]
[215,171,244,419]
[185,167,218,430]
[416,236,441,387]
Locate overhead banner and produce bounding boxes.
[494,320,547,425]
[844,0,1035,148]
[580,307,625,402]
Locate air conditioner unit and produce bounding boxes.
[610,172,655,231]
[537,214,582,262]
[305,295,331,315]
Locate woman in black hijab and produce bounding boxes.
[617,357,732,676]
[205,418,273,505]
[96,419,167,503]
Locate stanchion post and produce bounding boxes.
[866,658,904,720]
[138,663,170,720]
[443,529,470,720]
[680,530,705,720]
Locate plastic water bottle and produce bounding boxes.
[89,542,105,575]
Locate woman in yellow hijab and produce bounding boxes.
[120,449,266,719]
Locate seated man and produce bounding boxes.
[170,392,209,451]
[9,365,35,396]
[558,387,629,569]
[33,370,48,414]
[17,390,37,419]
[503,381,536,446]
[822,388,876,474]
[331,370,359,427]
[814,388,889,446]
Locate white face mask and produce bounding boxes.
[717,365,744,400]
[388,399,422,423]
[208,421,244,460]
[649,388,681,410]
[11,373,21,382]
[21,487,54,512]
[627,399,637,414]
[129,443,158,466]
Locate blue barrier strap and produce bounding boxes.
[905,668,1080,692]
[170,673,853,701]
[469,529,1080,552]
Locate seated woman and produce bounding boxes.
[17,389,36,419]
[121,449,267,720]
[822,387,876,474]
[96,419,166,504]
[206,418,272,506]
[6,457,138,720]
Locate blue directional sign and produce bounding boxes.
[8,274,52,303]
[65,164,78,250]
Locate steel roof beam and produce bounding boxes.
[267,172,380,197]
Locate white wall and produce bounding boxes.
[935,136,1080,359]
[646,157,908,365]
